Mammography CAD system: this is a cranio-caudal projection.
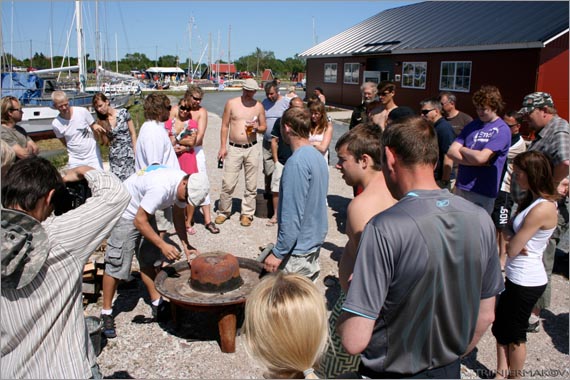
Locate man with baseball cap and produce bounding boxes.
[513,91,569,332]
[216,78,267,227]
[100,166,209,338]
[1,157,130,378]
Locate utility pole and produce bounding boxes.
[312,16,318,45]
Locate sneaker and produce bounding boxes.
[101,314,116,339]
[151,300,171,322]
[240,215,253,227]
[214,214,228,225]
[527,320,540,333]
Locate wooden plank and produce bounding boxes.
[84,262,95,272]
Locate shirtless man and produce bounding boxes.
[319,123,396,378]
[371,81,398,130]
[215,78,267,227]
[183,85,219,234]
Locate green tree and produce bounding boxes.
[121,52,152,71]
[157,55,179,67]
[1,53,24,68]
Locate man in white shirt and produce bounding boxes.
[51,91,104,169]
[100,167,209,338]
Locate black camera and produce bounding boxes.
[51,179,92,216]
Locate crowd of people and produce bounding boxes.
[1,77,568,379]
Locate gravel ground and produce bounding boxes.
[85,112,569,379]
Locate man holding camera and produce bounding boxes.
[1,157,130,379]
[100,167,209,338]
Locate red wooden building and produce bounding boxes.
[299,1,569,121]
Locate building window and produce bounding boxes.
[324,63,337,83]
[344,63,360,84]
[440,61,471,92]
[401,62,426,89]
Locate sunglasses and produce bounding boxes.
[379,91,392,96]
[421,109,435,115]
[506,123,519,127]
[191,96,202,101]
[166,105,172,111]
[179,106,191,111]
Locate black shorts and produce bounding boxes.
[491,278,546,345]
[491,191,514,229]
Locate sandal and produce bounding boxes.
[265,218,277,226]
[205,222,220,234]
[186,226,197,235]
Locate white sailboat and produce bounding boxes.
[2,1,129,139]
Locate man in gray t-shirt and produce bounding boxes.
[337,116,504,378]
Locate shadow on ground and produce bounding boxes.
[327,194,350,234]
[104,370,135,379]
[462,347,494,379]
[542,309,569,354]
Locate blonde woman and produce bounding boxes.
[285,86,298,99]
[244,272,328,379]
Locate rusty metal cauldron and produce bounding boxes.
[154,251,264,353]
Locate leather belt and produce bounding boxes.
[229,141,257,148]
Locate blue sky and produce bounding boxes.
[2,1,415,64]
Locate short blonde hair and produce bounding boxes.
[244,272,328,378]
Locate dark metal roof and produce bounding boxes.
[299,1,569,58]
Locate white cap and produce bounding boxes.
[186,172,210,206]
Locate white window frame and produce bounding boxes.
[401,62,427,89]
[343,63,360,84]
[439,61,472,92]
[324,63,337,83]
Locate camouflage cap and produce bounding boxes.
[518,92,554,114]
[1,209,50,289]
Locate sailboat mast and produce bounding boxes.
[188,17,194,83]
[75,0,85,92]
[95,0,100,89]
[228,24,231,71]
[115,34,119,73]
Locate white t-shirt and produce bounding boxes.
[52,107,103,169]
[506,198,556,286]
[122,166,186,221]
[135,120,180,170]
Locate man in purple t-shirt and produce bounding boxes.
[447,85,510,214]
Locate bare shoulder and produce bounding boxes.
[347,195,378,233]
[530,200,558,228]
[195,106,208,118]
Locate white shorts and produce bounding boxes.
[271,161,284,193]
[195,146,211,206]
